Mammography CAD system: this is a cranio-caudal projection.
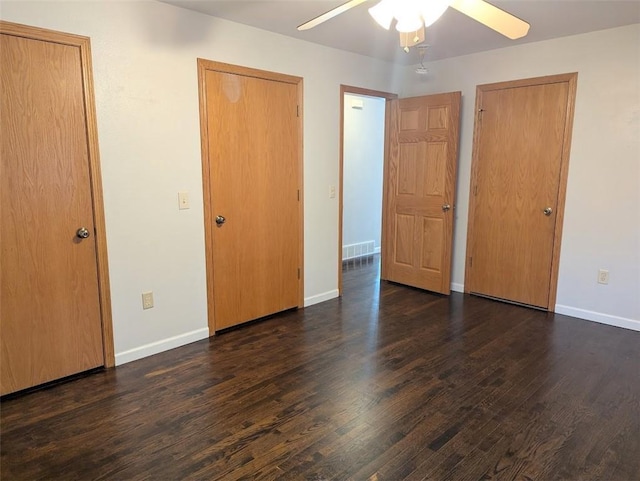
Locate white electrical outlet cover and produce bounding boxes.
[142,292,154,309]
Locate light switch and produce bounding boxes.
[178,191,190,210]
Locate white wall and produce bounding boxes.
[1,0,405,363]
[342,94,386,258]
[3,1,637,368]
[401,24,640,330]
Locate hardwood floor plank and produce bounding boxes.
[2,257,639,480]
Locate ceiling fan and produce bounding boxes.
[298,0,530,51]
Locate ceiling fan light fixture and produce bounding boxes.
[368,0,394,30]
[421,0,452,27]
[393,0,422,32]
[395,16,423,33]
[300,0,530,53]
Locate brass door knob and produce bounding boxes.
[76,227,90,239]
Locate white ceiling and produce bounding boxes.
[159,0,640,65]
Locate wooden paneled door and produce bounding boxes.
[0,22,113,395]
[382,92,461,294]
[198,60,303,332]
[465,73,577,309]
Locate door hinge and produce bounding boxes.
[297,189,300,201]
[474,184,478,196]
[297,268,301,280]
[297,105,300,117]
[469,257,473,268]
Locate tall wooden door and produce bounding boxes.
[198,61,302,332]
[1,23,110,395]
[382,92,461,294]
[465,74,577,309]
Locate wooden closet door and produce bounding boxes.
[198,61,303,332]
[1,29,105,394]
[465,74,577,309]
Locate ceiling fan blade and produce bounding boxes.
[450,0,530,39]
[297,0,370,31]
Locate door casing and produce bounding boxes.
[339,87,461,296]
[338,85,397,295]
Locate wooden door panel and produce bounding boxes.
[383,92,461,294]
[202,66,301,331]
[398,144,419,195]
[400,108,420,131]
[427,105,450,129]
[424,142,447,195]
[466,75,577,309]
[1,32,104,394]
[421,217,444,272]
[394,214,415,266]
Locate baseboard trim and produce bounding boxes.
[449,284,638,331]
[305,289,339,307]
[554,305,640,332]
[115,327,210,366]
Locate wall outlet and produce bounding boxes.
[597,269,609,285]
[142,291,154,309]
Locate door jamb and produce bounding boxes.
[338,85,398,295]
[464,72,578,311]
[0,21,115,367]
[198,60,304,334]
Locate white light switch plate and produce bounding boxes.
[178,191,190,210]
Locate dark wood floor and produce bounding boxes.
[2,257,639,480]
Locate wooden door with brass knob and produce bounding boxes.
[0,21,112,395]
[198,60,303,332]
[381,92,461,295]
[465,73,578,309]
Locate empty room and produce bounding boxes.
[1,1,639,479]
